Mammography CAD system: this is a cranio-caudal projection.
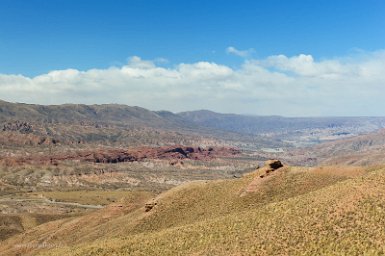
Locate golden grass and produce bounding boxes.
[3,165,385,255]
[0,213,72,241]
[34,190,152,206]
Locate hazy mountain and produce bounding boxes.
[178,109,385,135]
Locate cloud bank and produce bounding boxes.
[1,50,385,116]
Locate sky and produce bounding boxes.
[0,0,385,116]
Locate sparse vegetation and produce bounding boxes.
[1,164,385,255]
[2,101,385,255]
[36,190,154,206]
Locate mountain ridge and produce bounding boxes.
[2,99,385,150]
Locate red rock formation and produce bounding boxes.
[1,146,240,165]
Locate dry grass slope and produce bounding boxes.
[2,165,385,255]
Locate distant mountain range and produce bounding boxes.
[1,99,385,149]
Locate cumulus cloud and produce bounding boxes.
[1,51,385,116]
[226,46,255,58]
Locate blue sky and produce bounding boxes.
[0,0,385,116]
[1,0,384,76]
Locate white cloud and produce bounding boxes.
[1,51,385,116]
[226,46,255,58]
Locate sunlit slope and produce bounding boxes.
[3,164,384,255]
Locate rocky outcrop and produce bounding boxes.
[145,200,157,212]
[266,159,283,169]
[240,160,285,197]
[89,146,239,164]
[260,160,283,178]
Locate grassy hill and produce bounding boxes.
[1,163,384,255]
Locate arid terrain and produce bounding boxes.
[2,100,385,255]
[2,0,384,254]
